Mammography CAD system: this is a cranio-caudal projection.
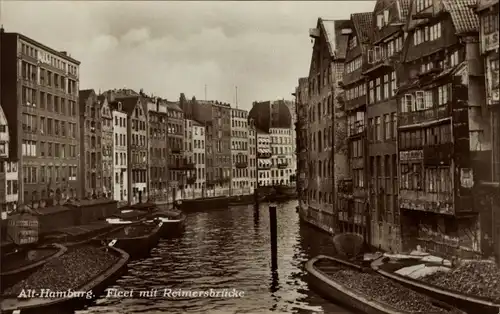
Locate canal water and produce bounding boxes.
[78,201,357,314]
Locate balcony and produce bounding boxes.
[348,122,366,138]
[235,161,248,168]
[277,161,288,169]
[184,161,196,170]
[186,176,197,185]
[258,159,272,170]
[399,190,454,215]
[257,149,272,159]
[399,104,451,127]
[171,147,183,154]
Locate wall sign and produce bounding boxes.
[460,168,474,189]
[7,214,39,245]
[399,150,423,161]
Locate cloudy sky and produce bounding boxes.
[3,1,374,110]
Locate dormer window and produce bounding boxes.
[416,0,432,12]
[377,14,385,29]
[383,10,389,25]
[348,36,357,50]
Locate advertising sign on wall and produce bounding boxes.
[7,214,39,245]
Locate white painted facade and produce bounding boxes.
[257,131,272,186]
[112,106,128,202]
[231,108,251,195]
[270,127,296,186]
[183,119,195,199]
[192,122,206,198]
[248,127,257,191]
[0,105,17,219]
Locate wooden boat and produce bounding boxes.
[228,195,254,206]
[0,244,129,314]
[148,210,186,238]
[93,220,161,259]
[306,255,466,314]
[372,257,500,314]
[1,244,67,292]
[41,221,117,244]
[109,209,150,221]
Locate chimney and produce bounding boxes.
[60,51,67,56]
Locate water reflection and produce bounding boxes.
[76,201,354,314]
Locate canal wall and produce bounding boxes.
[298,203,335,236]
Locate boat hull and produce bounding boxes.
[372,259,500,314]
[148,212,186,238]
[95,222,161,259]
[0,244,68,293]
[306,255,400,314]
[306,255,465,314]
[0,245,129,314]
[180,196,229,212]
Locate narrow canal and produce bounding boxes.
[78,201,357,314]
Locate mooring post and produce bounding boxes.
[269,204,278,270]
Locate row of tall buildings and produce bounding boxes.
[295,0,499,260]
[0,28,297,216]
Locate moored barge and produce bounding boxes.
[306,255,466,314]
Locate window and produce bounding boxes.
[483,13,499,35]
[438,85,449,105]
[376,78,381,102]
[416,0,432,12]
[450,51,460,67]
[402,94,415,113]
[383,74,389,100]
[390,71,396,97]
[369,80,374,104]
[349,36,357,49]
[375,117,382,141]
[430,22,441,41]
[377,14,385,29]
[391,113,397,140]
[384,114,391,140]
[424,90,433,109]
[415,91,425,110]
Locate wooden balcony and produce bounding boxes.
[399,190,454,215]
[171,147,183,154]
[235,161,248,168]
[399,104,451,127]
[257,151,272,159]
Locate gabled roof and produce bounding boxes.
[114,96,140,115]
[167,101,183,112]
[372,0,409,44]
[318,18,350,59]
[351,12,374,44]
[442,0,479,34]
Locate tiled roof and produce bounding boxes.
[351,12,374,43]
[167,101,183,112]
[114,96,140,114]
[442,0,480,34]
